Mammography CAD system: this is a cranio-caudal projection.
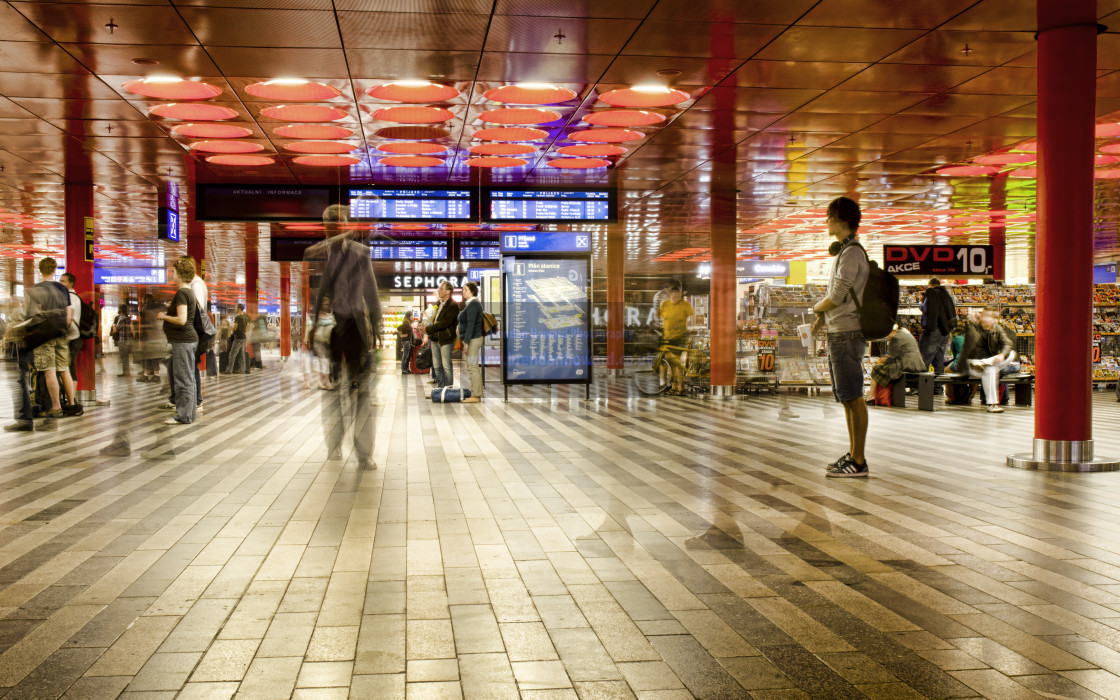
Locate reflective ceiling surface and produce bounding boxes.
[3,0,1120,301]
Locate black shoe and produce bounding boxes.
[827,456,869,478]
[63,403,84,417]
[4,421,33,432]
[828,452,851,468]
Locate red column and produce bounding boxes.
[989,172,1008,282]
[245,223,258,316]
[710,170,737,392]
[64,182,94,392]
[606,228,624,373]
[1034,0,1096,444]
[188,195,207,370]
[280,262,291,358]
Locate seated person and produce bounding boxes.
[865,325,925,405]
[953,305,1019,413]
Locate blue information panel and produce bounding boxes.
[487,189,615,222]
[501,255,592,384]
[349,188,473,221]
[94,267,167,285]
[158,207,179,242]
[500,231,592,254]
[369,243,449,260]
[458,243,500,261]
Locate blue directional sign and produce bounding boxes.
[499,232,591,254]
[158,207,179,242]
[93,267,167,285]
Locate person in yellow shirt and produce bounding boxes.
[658,283,694,395]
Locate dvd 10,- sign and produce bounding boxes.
[883,245,993,276]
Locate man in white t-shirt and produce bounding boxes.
[60,272,83,385]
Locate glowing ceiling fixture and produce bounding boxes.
[264,78,308,86]
[631,84,671,93]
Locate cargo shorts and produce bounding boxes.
[33,336,70,372]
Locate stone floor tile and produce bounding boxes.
[298,661,355,687]
[127,651,203,692]
[349,673,405,699]
[512,660,574,690]
[190,638,259,682]
[306,626,360,662]
[616,662,685,692]
[175,681,240,700]
[457,653,519,700]
[406,619,456,660]
[407,658,459,683]
[58,675,131,700]
[236,656,303,699]
[499,622,559,662]
[404,680,463,699]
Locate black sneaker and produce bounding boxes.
[828,452,851,468]
[63,403,84,417]
[3,421,33,432]
[827,458,869,478]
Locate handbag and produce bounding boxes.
[7,308,67,351]
[481,312,498,337]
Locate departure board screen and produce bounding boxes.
[369,243,449,260]
[93,267,167,285]
[485,189,616,223]
[196,185,335,222]
[348,188,474,221]
[501,256,592,384]
[458,243,500,261]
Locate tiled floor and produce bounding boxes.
[4,357,1120,699]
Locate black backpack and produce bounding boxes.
[846,241,899,341]
[190,297,216,358]
[78,297,97,339]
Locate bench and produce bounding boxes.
[891,372,1034,411]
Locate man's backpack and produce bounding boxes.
[847,241,899,342]
[78,298,97,339]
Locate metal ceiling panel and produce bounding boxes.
[338,11,489,51]
[801,90,934,114]
[754,26,926,63]
[0,41,90,74]
[178,8,341,48]
[649,0,817,25]
[838,63,990,92]
[348,49,484,81]
[949,66,1037,95]
[9,3,198,45]
[496,0,658,19]
[204,46,349,77]
[484,16,642,56]
[63,44,223,77]
[475,51,613,83]
[798,0,980,29]
[730,60,872,90]
[621,21,785,59]
[884,31,1036,67]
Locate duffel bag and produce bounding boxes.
[431,387,471,403]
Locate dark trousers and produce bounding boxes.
[400,340,412,372]
[68,337,83,382]
[919,329,947,374]
[13,346,33,424]
[168,354,203,406]
[205,348,218,377]
[324,317,374,464]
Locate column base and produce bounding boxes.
[706,385,737,400]
[605,368,625,378]
[76,390,110,407]
[1007,438,1120,472]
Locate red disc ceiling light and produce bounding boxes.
[377,142,447,154]
[1096,169,1120,179]
[557,144,627,157]
[246,80,340,101]
[1101,143,1120,155]
[172,123,253,139]
[1097,123,1120,138]
[569,128,643,143]
[473,127,548,141]
[124,78,222,100]
[599,86,689,108]
[548,158,610,169]
[371,106,454,124]
[935,165,998,177]
[273,124,353,139]
[191,140,264,153]
[206,155,274,166]
[583,110,665,127]
[484,84,576,105]
[375,126,449,140]
[292,155,361,166]
[284,141,359,154]
[150,103,238,121]
[1096,154,1120,165]
[379,156,444,167]
[367,81,459,103]
[467,157,528,168]
[470,143,535,156]
[478,108,561,125]
[972,153,1034,166]
[260,105,347,122]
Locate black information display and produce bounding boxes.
[458,243,500,261]
[370,243,449,260]
[196,185,336,222]
[270,236,324,262]
[501,256,592,385]
[485,189,616,223]
[348,188,474,221]
[883,245,994,277]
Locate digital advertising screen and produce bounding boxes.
[501,255,592,384]
[196,185,336,222]
[348,188,474,222]
[485,189,616,223]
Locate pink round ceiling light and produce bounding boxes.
[1097,123,1120,138]
[376,126,449,140]
[124,78,222,100]
[379,156,444,167]
[569,128,644,143]
[367,82,459,103]
[292,155,361,166]
[273,124,353,139]
[599,86,690,108]
[1014,141,1038,153]
[484,84,576,105]
[1096,169,1120,179]
[246,80,340,101]
[479,108,561,125]
[583,110,665,127]
[473,127,548,141]
[1101,143,1120,155]
[1096,154,1120,165]
[470,143,535,156]
[150,103,238,121]
[935,165,998,177]
[206,155,274,166]
[377,142,447,154]
[467,157,528,168]
[191,140,264,153]
[260,105,347,122]
[284,141,359,154]
[548,158,610,169]
[558,144,627,157]
[972,153,1034,166]
[172,123,253,138]
[371,106,454,124]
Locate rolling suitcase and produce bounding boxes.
[431,387,471,403]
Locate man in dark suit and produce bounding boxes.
[305,203,381,469]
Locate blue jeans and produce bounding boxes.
[170,342,197,423]
[919,328,947,374]
[432,341,454,387]
[401,341,412,372]
[828,330,867,404]
[169,356,203,406]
